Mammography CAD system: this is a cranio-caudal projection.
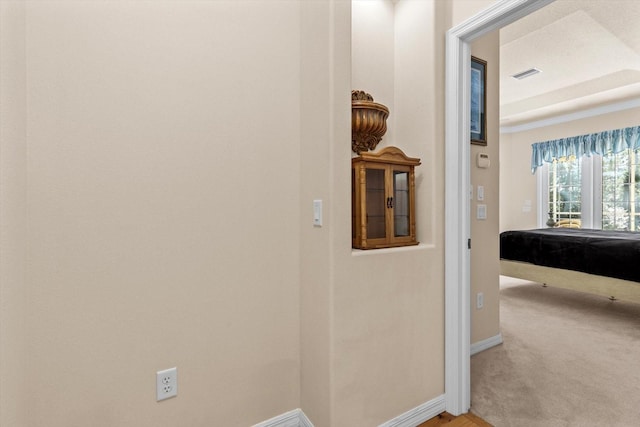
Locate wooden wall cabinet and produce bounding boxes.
[352,146,421,249]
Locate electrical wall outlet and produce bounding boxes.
[156,367,178,401]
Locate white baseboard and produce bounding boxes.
[299,410,313,427]
[252,408,313,427]
[378,394,446,427]
[254,394,447,427]
[470,333,503,356]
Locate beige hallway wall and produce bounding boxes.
[299,1,351,425]
[6,2,302,425]
[0,1,27,426]
[1,0,505,426]
[345,2,443,425]
[341,1,499,425]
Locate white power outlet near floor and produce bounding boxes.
[476,292,484,309]
[156,367,178,401]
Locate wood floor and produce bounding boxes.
[417,411,493,427]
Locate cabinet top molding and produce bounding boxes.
[352,146,421,167]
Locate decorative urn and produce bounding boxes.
[351,90,389,154]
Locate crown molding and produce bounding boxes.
[500,98,640,134]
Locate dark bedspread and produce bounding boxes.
[500,228,640,282]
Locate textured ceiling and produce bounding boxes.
[500,0,640,126]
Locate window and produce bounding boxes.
[602,149,640,230]
[547,156,582,224]
[540,148,640,231]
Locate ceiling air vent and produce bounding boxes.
[511,68,541,80]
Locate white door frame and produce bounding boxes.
[444,0,555,415]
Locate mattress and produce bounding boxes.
[500,228,640,283]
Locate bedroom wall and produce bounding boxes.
[500,106,640,232]
[470,32,501,345]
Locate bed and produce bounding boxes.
[500,228,640,304]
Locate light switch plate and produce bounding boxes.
[477,204,487,220]
[477,292,484,309]
[313,200,322,227]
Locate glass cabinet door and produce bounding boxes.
[366,168,386,239]
[393,170,410,237]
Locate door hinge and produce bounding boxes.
[467,238,471,249]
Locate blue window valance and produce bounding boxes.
[531,125,640,174]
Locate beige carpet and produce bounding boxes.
[470,276,640,426]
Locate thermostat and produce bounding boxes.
[477,153,490,168]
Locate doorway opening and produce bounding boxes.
[444,0,555,416]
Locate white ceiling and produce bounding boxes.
[500,0,640,126]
